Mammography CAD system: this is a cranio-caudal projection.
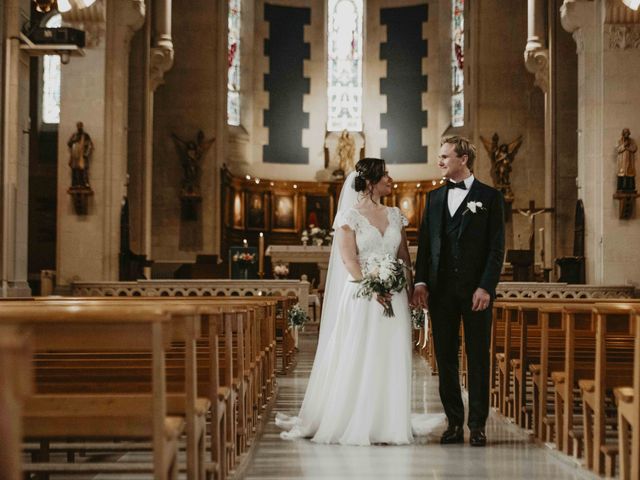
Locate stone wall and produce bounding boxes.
[228,0,447,182]
[151,0,225,262]
[473,0,546,252]
[561,0,640,286]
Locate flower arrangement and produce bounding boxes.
[273,263,289,279]
[411,307,427,330]
[232,252,256,269]
[301,224,333,246]
[288,303,309,327]
[353,253,408,317]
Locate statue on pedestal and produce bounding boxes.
[320,130,364,181]
[67,121,93,188]
[616,128,637,192]
[172,130,215,198]
[480,133,523,203]
[336,130,356,177]
[66,121,94,215]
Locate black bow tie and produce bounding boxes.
[447,180,467,190]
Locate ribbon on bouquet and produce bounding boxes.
[414,308,430,350]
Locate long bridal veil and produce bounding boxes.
[275,171,360,439]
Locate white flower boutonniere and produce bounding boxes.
[464,200,486,215]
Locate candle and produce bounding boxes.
[538,227,545,266]
[258,233,265,277]
[243,238,248,249]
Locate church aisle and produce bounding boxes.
[242,330,594,480]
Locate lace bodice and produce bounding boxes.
[334,206,409,266]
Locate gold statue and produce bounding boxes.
[335,130,356,177]
[616,128,637,192]
[480,133,523,202]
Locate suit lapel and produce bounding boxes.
[430,186,446,241]
[458,180,483,239]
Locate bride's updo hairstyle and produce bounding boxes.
[354,157,386,193]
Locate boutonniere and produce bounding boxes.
[463,200,486,215]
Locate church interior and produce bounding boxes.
[2,0,640,479]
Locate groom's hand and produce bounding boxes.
[471,288,491,312]
[412,284,429,309]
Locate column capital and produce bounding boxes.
[560,0,593,35]
[150,45,174,91]
[524,45,549,93]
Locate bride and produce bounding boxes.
[276,157,443,446]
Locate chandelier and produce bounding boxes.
[33,0,97,13]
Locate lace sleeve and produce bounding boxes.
[333,208,359,231]
[393,207,409,227]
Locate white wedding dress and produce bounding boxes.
[276,173,444,446]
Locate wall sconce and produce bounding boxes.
[623,0,640,11]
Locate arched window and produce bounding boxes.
[42,13,62,125]
[451,0,464,127]
[327,0,363,132]
[227,0,241,126]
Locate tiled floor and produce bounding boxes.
[242,330,596,480]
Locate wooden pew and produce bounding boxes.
[614,307,640,480]
[0,305,183,479]
[579,304,635,476]
[490,302,507,409]
[30,297,253,478]
[532,303,567,443]
[0,327,33,480]
[17,301,209,480]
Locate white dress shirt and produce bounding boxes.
[447,174,475,217]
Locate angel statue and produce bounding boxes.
[171,130,215,197]
[480,133,523,202]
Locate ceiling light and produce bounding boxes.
[623,0,640,10]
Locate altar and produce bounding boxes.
[266,245,419,289]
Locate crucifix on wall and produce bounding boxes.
[514,200,554,263]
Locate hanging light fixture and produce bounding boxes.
[33,0,97,13]
[623,0,640,10]
[34,0,57,13]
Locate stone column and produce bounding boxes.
[524,0,554,274]
[1,0,31,297]
[142,0,174,276]
[57,0,145,287]
[561,0,640,287]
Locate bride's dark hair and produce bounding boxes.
[354,157,386,193]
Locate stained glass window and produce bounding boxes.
[451,0,464,127]
[42,14,62,125]
[227,0,241,126]
[327,0,363,132]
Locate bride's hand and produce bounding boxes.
[375,292,392,307]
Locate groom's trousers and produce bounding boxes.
[429,277,492,429]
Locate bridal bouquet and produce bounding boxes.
[353,253,408,317]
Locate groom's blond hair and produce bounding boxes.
[441,136,476,170]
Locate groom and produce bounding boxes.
[412,136,505,447]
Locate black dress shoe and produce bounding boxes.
[440,425,464,444]
[469,428,487,447]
